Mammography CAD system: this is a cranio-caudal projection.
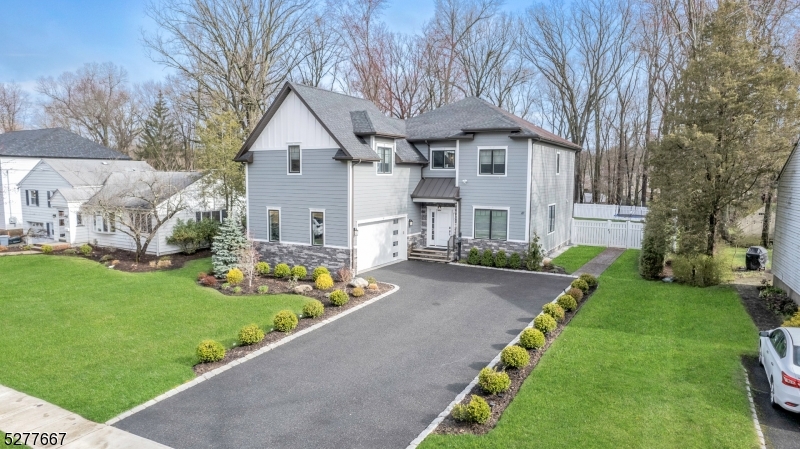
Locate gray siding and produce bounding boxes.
[530,142,575,253]
[248,148,349,247]
[420,143,458,178]
[458,133,528,242]
[773,148,800,303]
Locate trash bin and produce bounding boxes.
[0,235,8,246]
[745,246,768,270]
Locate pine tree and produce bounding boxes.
[137,91,183,170]
[651,0,800,256]
[211,216,249,277]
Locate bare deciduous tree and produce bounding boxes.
[238,235,260,289]
[0,82,29,132]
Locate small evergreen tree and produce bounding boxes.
[211,216,248,277]
[639,202,672,280]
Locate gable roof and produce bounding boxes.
[53,188,98,203]
[19,159,154,188]
[0,128,131,159]
[406,97,582,151]
[84,171,204,209]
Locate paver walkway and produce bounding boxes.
[575,247,626,277]
[0,385,168,449]
[114,261,571,449]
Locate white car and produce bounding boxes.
[759,326,800,413]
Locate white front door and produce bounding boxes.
[429,207,454,247]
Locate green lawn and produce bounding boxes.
[551,245,606,273]
[0,255,311,423]
[422,250,759,449]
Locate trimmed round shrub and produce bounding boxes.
[232,286,242,294]
[312,266,330,281]
[315,273,334,290]
[79,244,92,256]
[478,367,511,395]
[501,345,530,369]
[291,265,307,279]
[273,310,299,332]
[579,273,598,288]
[494,250,508,268]
[226,268,244,285]
[257,285,269,294]
[367,276,377,284]
[274,263,291,278]
[238,324,264,345]
[329,289,349,306]
[256,261,271,276]
[452,395,491,424]
[508,252,522,269]
[480,249,494,267]
[302,299,325,318]
[519,328,545,349]
[196,340,225,362]
[567,287,584,302]
[534,313,557,334]
[467,247,480,265]
[557,294,577,312]
[542,303,565,322]
[22,245,32,251]
[41,244,53,254]
[571,278,590,293]
[352,287,365,297]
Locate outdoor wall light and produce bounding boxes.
[437,205,442,211]
[353,227,358,237]
[408,220,413,227]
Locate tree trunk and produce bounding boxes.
[761,188,773,248]
[707,209,718,256]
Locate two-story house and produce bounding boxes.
[235,82,580,274]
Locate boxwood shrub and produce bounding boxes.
[567,287,584,302]
[501,345,530,369]
[542,303,565,322]
[519,328,545,349]
[329,289,349,306]
[579,273,598,288]
[534,313,557,334]
[256,262,270,276]
[41,244,53,254]
[352,287,365,297]
[291,265,307,279]
[273,310,299,332]
[274,263,291,278]
[79,244,92,256]
[494,250,508,268]
[481,249,494,267]
[238,324,265,345]
[467,247,480,265]
[302,300,325,318]
[452,395,491,424]
[478,367,511,395]
[508,252,522,269]
[196,340,225,362]
[312,266,330,281]
[226,268,244,285]
[315,273,334,290]
[257,285,269,294]
[557,294,578,312]
[571,278,590,293]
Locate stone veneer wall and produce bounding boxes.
[459,239,529,259]
[408,233,423,252]
[256,241,351,271]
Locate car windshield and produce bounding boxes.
[795,346,800,367]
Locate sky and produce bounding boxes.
[0,0,531,95]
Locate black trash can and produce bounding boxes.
[745,246,768,270]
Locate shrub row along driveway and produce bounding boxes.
[115,262,571,449]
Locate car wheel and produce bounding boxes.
[770,378,778,409]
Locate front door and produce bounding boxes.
[429,207,453,247]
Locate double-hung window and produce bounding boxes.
[479,149,506,175]
[26,190,40,207]
[288,145,301,174]
[548,204,556,234]
[95,213,116,233]
[311,211,324,246]
[377,146,393,174]
[431,149,455,169]
[47,191,54,208]
[132,213,153,234]
[474,209,508,241]
[268,209,280,242]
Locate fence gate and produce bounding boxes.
[571,219,644,249]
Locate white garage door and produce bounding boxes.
[357,217,407,272]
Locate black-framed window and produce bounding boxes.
[548,204,556,234]
[269,209,280,242]
[474,209,508,240]
[26,190,40,207]
[431,149,455,169]
[378,146,393,174]
[479,149,505,175]
[311,211,324,246]
[288,145,301,173]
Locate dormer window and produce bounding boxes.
[377,145,393,174]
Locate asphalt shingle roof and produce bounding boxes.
[85,171,203,209]
[36,159,154,187]
[411,177,460,200]
[0,128,132,159]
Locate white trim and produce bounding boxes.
[287,145,302,175]
[455,140,460,186]
[428,147,456,171]
[476,146,508,177]
[411,198,457,204]
[348,160,353,251]
[547,203,556,235]
[107,283,401,427]
[471,205,511,241]
[525,138,532,243]
[427,206,455,247]
[266,206,281,242]
[245,163,251,229]
[407,232,421,236]
[309,209,325,246]
[356,213,408,226]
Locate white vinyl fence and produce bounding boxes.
[573,203,648,221]
[571,219,644,249]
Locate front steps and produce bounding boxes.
[409,247,452,263]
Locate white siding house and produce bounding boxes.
[773,143,800,303]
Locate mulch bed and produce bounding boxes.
[734,284,786,331]
[193,280,394,376]
[434,285,596,435]
[204,273,391,303]
[47,247,212,272]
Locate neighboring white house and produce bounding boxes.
[0,128,131,231]
[18,159,227,256]
[773,141,800,303]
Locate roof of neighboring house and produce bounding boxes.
[84,171,204,209]
[411,177,460,200]
[0,128,131,159]
[20,159,154,188]
[406,97,582,150]
[54,188,98,203]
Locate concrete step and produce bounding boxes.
[408,255,451,263]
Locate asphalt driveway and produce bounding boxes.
[114,261,572,449]
[744,355,800,449]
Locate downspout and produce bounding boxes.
[350,159,362,274]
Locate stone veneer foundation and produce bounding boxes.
[256,241,351,271]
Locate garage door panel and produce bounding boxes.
[357,218,406,272]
